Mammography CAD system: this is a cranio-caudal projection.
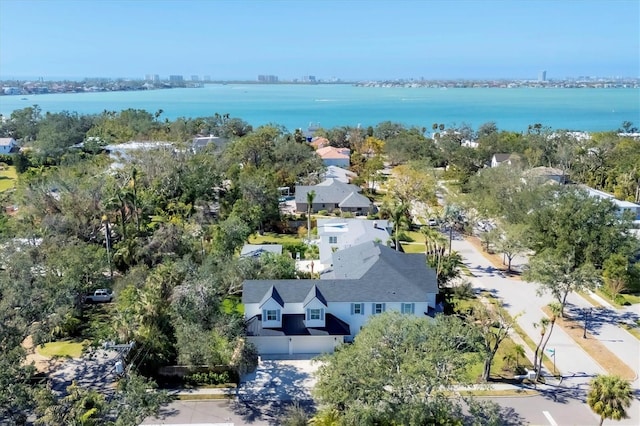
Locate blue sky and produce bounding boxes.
[1,0,638,80]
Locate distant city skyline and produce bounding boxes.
[1,0,638,81]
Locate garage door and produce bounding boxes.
[249,336,289,354]
[291,336,336,354]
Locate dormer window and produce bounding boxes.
[307,308,324,321]
[265,309,279,321]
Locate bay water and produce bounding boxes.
[1,84,638,133]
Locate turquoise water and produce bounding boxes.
[1,84,638,132]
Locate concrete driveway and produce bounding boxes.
[238,354,321,402]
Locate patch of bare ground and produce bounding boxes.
[21,335,64,374]
[465,236,521,280]
[541,306,636,380]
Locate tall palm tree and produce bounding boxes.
[587,375,633,426]
[534,301,562,380]
[306,190,316,242]
[390,202,409,251]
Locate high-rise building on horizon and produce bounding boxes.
[191,75,199,81]
[204,75,211,82]
[169,75,184,83]
[538,70,547,82]
[258,74,278,83]
[145,74,160,82]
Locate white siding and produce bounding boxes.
[328,301,432,339]
[291,336,338,354]
[260,299,283,328]
[248,336,289,354]
[303,298,327,328]
[249,336,339,355]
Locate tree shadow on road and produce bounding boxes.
[565,303,639,337]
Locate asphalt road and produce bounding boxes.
[451,231,640,425]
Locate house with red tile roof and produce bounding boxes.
[316,146,350,168]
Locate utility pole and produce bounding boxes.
[102,216,113,280]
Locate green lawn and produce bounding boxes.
[248,232,302,245]
[401,243,425,254]
[222,297,244,315]
[0,165,17,192]
[37,340,88,358]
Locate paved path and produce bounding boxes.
[451,233,640,424]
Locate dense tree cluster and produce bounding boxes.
[0,107,323,423]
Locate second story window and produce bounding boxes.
[373,303,385,314]
[265,309,279,321]
[351,303,364,315]
[329,236,338,244]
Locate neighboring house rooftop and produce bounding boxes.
[295,179,365,205]
[0,137,16,146]
[581,185,640,211]
[192,135,228,152]
[491,153,521,167]
[323,165,356,183]
[316,146,350,160]
[240,244,283,258]
[310,137,330,149]
[318,218,391,246]
[523,166,567,184]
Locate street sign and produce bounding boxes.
[546,348,555,356]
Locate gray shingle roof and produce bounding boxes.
[259,286,284,307]
[295,179,367,205]
[303,284,328,306]
[338,191,372,208]
[243,242,437,305]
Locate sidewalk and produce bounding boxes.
[451,235,626,386]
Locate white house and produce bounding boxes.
[242,242,439,355]
[581,185,640,221]
[0,137,17,154]
[490,153,520,168]
[317,218,392,265]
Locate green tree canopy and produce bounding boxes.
[314,312,501,425]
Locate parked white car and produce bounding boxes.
[84,289,113,303]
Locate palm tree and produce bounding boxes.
[306,190,315,242]
[442,204,463,255]
[587,375,633,426]
[534,301,562,380]
[389,202,409,251]
[513,344,526,369]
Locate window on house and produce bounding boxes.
[329,236,338,244]
[265,309,278,321]
[373,303,385,314]
[308,308,322,320]
[352,303,364,315]
[402,303,415,314]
